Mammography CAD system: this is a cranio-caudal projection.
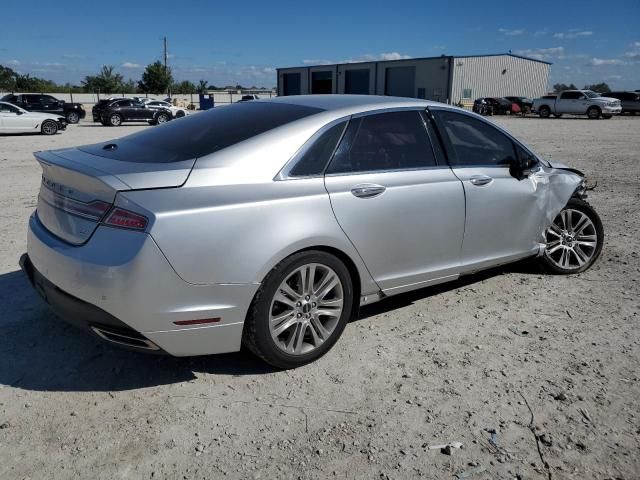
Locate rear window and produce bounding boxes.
[79,102,324,163]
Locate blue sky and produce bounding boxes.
[1,0,638,89]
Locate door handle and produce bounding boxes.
[469,175,493,186]
[350,183,386,198]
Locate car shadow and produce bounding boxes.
[0,259,544,393]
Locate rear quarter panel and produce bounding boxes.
[120,177,379,295]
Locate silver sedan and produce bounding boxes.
[21,95,604,368]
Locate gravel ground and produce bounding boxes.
[0,116,638,480]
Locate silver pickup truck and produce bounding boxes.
[532,90,622,119]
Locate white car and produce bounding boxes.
[140,99,189,118]
[0,101,67,135]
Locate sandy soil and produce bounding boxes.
[0,115,638,480]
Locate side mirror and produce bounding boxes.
[16,110,24,115]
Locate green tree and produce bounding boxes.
[82,65,125,93]
[0,65,16,91]
[173,80,197,94]
[552,83,578,92]
[196,80,209,93]
[123,79,138,93]
[138,61,173,95]
[583,82,611,93]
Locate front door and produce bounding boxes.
[430,108,550,271]
[324,109,465,294]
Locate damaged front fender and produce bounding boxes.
[529,164,585,243]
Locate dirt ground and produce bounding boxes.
[0,115,638,480]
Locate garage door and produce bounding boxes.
[385,66,416,98]
[345,69,370,94]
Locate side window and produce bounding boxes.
[432,110,516,167]
[515,143,538,170]
[0,103,18,113]
[116,100,132,107]
[288,121,346,177]
[41,96,57,104]
[560,91,581,100]
[326,111,437,175]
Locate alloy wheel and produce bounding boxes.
[42,122,57,135]
[269,263,344,355]
[110,114,122,126]
[544,208,598,271]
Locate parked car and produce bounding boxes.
[532,90,622,119]
[604,91,640,115]
[0,101,66,135]
[144,99,189,118]
[1,93,85,124]
[98,98,173,126]
[92,98,124,122]
[472,97,513,115]
[239,94,260,101]
[20,95,603,368]
[504,96,533,113]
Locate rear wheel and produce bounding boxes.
[109,114,123,126]
[602,114,612,119]
[553,113,563,118]
[539,106,551,118]
[587,106,601,119]
[66,111,80,124]
[176,110,185,118]
[242,250,354,369]
[41,120,58,135]
[540,198,604,274]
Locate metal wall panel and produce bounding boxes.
[450,55,550,102]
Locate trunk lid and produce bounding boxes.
[34,146,195,245]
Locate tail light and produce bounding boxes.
[39,186,111,221]
[103,208,148,230]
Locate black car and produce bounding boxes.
[605,91,640,114]
[504,96,533,113]
[1,93,86,124]
[472,97,513,116]
[98,99,173,126]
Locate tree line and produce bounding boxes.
[0,62,269,94]
[552,82,612,93]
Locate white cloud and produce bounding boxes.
[6,59,20,66]
[534,31,547,36]
[553,30,592,39]
[590,57,624,66]
[302,59,334,65]
[498,28,525,36]
[121,62,141,68]
[515,47,564,60]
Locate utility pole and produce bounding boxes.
[164,36,170,98]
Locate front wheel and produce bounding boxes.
[540,198,604,274]
[587,106,601,119]
[242,251,354,369]
[156,113,169,124]
[602,114,612,119]
[553,113,563,118]
[109,114,123,126]
[41,120,58,135]
[66,111,80,124]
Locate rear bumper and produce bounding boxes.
[24,213,258,356]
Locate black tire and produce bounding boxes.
[553,113,563,118]
[109,113,123,126]
[242,250,354,369]
[176,110,185,118]
[41,120,58,135]
[156,113,170,124]
[66,111,80,124]
[587,106,601,119]
[539,106,551,118]
[602,114,612,119]
[540,198,604,275]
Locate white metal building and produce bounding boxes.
[277,53,550,103]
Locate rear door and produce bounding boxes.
[324,109,465,294]
[430,108,549,271]
[557,91,584,113]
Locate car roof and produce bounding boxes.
[256,94,437,116]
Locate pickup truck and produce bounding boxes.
[531,90,622,119]
[1,93,86,124]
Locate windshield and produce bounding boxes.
[584,91,600,98]
[79,101,324,163]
